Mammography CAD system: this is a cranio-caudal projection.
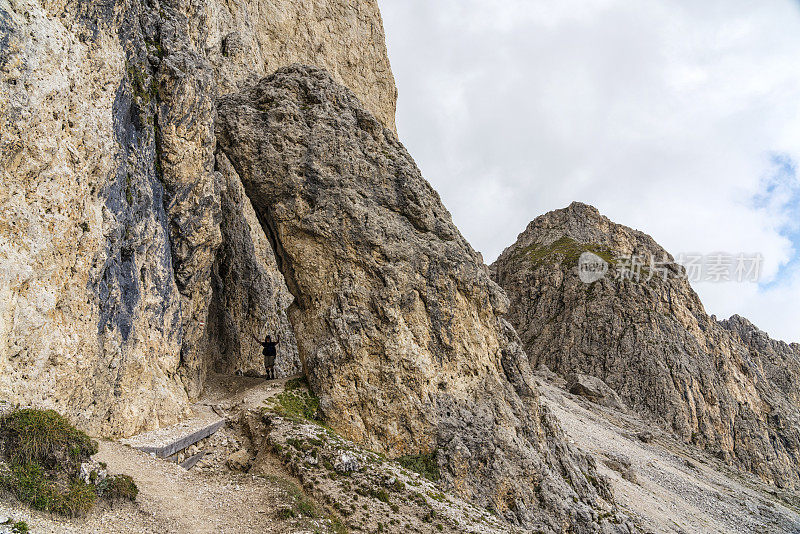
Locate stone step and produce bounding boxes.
[122,407,225,459]
[179,450,207,470]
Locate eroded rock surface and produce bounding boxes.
[216,66,632,531]
[0,0,395,435]
[492,202,800,488]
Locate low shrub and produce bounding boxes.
[0,409,97,472]
[0,462,97,517]
[98,474,138,502]
[395,452,440,482]
[57,479,98,517]
[0,409,136,517]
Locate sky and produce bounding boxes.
[378,0,800,343]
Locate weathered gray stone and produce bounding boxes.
[567,373,625,411]
[334,452,360,473]
[226,448,251,471]
[216,66,632,532]
[492,202,800,489]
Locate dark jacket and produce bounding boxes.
[262,341,278,357]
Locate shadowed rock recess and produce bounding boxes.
[216,66,632,532]
[492,202,800,489]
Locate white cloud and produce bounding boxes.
[379,0,800,342]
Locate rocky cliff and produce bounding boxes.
[0,0,395,436]
[1,2,638,530]
[720,314,800,416]
[216,66,631,532]
[492,202,800,489]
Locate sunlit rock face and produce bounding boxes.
[0,0,396,436]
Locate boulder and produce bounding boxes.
[567,373,625,411]
[79,460,109,486]
[334,453,360,474]
[226,449,252,471]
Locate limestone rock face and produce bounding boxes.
[720,314,800,409]
[0,0,190,436]
[0,0,395,435]
[492,202,800,488]
[191,0,398,132]
[216,66,631,531]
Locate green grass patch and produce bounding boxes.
[371,487,390,503]
[516,236,617,269]
[296,498,318,518]
[395,452,440,482]
[426,491,446,503]
[0,409,97,471]
[276,506,295,519]
[0,462,97,517]
[286,438,314,452]
[98,474,138,502]
[266,388,321,423]
[262,474,320,519]
[0,409,137,517]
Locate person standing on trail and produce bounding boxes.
[258,334,279,379]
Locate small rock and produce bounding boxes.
[226,449,252,471]
[567,373,626,411]
[79,460,107,485]
[0,516,8,524]
[334,452,360,473]
[636,431,654,443]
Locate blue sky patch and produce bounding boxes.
[753,153,800,289]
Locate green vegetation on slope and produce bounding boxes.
[517,236,617,268]
[395,452,440,482]
[266,379,322,423]
[0,409,137,517]
[0,409,97,471]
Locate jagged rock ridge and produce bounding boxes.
[492,201,800,488]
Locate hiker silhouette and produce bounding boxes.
[258,334,279,379]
